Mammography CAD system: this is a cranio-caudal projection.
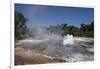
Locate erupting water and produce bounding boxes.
[17,31,93,62]
[63,34,74,46]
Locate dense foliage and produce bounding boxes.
[47,21,94,37]
[15,11,28,40]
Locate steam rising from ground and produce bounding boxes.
[17,28,94,62]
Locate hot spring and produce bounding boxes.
[17,32,94,62]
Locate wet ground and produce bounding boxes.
[15,37,94,65]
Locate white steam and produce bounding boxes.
[17,27,93,62]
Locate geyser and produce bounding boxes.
[63,34,74,45]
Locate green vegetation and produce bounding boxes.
[15,11,28,40]
[80,22,94,37]
[47,22,94,37]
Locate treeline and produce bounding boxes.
[15,11,94,40]
[47,22,94,37]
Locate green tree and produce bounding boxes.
[47,21,94,37]
[80,21,94,37]
[15,11,28,40]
